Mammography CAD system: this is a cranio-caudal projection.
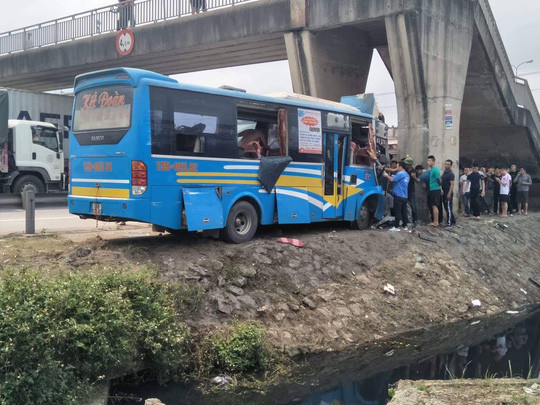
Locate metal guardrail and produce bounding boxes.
[0,0,256,55]
[0,192,67,209]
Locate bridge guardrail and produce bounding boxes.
[0,0,257,55]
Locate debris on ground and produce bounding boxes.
[211,375,233,386]
[471,299,482,307]
[383,284,396,295]
[276,238,304,248]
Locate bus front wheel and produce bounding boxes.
[354,203,371,230]
[222,201,258,244]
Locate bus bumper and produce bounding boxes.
[67,196,151,223]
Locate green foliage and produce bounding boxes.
[209,323,273,373]
[0,269,190,405]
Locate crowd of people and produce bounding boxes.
[381,157,532,232]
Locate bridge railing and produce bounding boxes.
[477,0,540,138]
[0,0,255,55]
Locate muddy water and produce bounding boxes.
[109,306,540,405]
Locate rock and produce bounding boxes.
[302,296,317,310]
[207,259,223,271]
[457,237,468,245]
[439,279,452,288]
[238,265,257,278]
[289,259,301,269]
[217,298,234,314]
[274,312,286,321]
[75,247,91,258]
[145,399,165,405]
[238,294,257,309]
[233,277,247,287]
[418,233,438,243]
[188,265,208,277]
[227,285,244,296]
[254,254,273,265]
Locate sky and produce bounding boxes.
[1,0,539,127]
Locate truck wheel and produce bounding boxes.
[221,201,258,244]
[354,203,371,230]
[12,175,45,195]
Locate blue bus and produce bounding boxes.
[68,68,386,243]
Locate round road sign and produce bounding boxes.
[116,29,134,56]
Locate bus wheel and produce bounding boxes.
[354,203,371,230]
[12,175,45,195]
[222,201,258,244]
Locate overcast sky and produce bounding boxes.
[1,0,539,126]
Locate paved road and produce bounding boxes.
[0,205,148,235]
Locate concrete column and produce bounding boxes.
[284,26,374,102]
[385,0,475,168]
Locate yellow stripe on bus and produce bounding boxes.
[176,179,260,185]
[276,176,322,187]
[71,187,130,199]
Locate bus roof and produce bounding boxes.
[74,68,375,120]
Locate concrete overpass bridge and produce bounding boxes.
[0,0,539,176]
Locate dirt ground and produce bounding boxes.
[2,213,540,356]
[389,379,540,404]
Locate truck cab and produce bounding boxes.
[0,120,64,193]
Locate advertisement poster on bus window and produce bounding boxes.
[298,108,322,154]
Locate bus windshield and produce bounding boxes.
[73,85,133,133]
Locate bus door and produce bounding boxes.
[323,132,347,219]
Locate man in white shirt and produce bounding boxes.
[496,167,511,217]
[459,168,471,217]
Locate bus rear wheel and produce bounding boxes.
[222,201,258,244]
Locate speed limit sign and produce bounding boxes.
[116,29,135,56]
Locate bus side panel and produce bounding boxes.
[306,187,324,223]
[343,166,365,221]
[222,187,275,226]
[150,186,182,229]
[275,187,311,224]
[183,187,224,231]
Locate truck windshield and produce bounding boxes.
[73,85,133,132]
[32,126,59,152]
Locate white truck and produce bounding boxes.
[0,88,73,194]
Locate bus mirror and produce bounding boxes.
[379,154,389,165]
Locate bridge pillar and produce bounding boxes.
[284,26,373,102]
[385,0,475,167]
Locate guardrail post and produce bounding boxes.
[23,190,36,235]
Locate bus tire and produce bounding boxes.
[12,175,45,195]
[222,201,259,244]
[354,203,371,230]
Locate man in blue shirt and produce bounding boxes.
[383,161,410,232]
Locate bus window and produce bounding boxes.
[150,87,236,158]
[351,121,371,166]
[72,85,133,145]
[237,107,279,160]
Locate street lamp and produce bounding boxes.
[512,60,534,77]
